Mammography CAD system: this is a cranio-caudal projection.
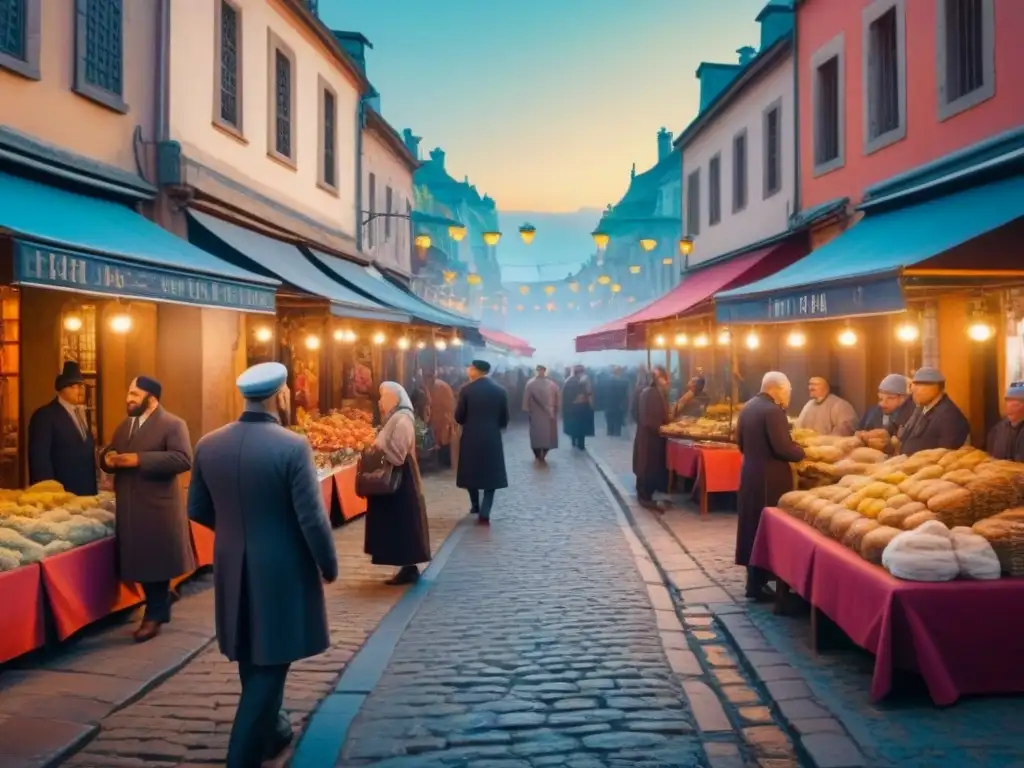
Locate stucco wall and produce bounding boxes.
[362,129,414,275]
[682,54,795,266]
[168,0,360,237]
[798,0,1024,208]
[0,0,157,174]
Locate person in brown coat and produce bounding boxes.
[633,366,670,509]
[427,371,456,468]
[735,371,804,600]
[101,376,194,642]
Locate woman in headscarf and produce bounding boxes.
[363,382,431,585]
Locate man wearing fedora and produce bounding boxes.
[28,361,97,496]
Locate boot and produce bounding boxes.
[386,565,420,585]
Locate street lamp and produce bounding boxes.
[414,234,431,250]
[629,265,642,275]
[467,273,482,286]
[597,275,612,285]
[519,224,537,245]
[448,224,467,241]
[483,231,502,246]
[639,238,657,252]
[678,236,694,256]
[591,231,610,250]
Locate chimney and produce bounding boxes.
[756,0,795,50]
[737,46,756,66]
[331,31,373,76]
[402,129,421,160]
[695,62,743,112]
[429,148,445,169]
[657,127,673,161]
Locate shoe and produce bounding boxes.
[469,508,480,515]
[263,713,294,760]
[478,516,491,526]
[133,619,161,643]
[385,566,420,585]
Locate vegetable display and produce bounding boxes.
[291,408,376,470]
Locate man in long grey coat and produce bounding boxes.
[188,363,337,768]
[522,364,559,463]
[101,376,194,643]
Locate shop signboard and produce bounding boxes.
[14,241,276,313]
[715,273,905,324]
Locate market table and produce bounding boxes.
[666,439,742,518]
[333,463,366,522]
[751,507,1024,705]
[0,563,46,664]
[190,520,215,568]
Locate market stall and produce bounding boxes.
[760,438,1024,705]
[661,403,742,517]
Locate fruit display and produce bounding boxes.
[777,446,1024,579]
[291,408,376,469]
[0,481,115,572]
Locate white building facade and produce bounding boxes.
[361,108,418,277]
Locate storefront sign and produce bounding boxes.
[14,241,276,313]
[715,274,905,324]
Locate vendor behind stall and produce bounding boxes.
[899,367,970,455]
[987,381,1024,462]
[673,376,710,419]
[857,374,915,436]
[795,377,857,436]
[27,361,97,497]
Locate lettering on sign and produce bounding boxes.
[767,292,829,320]
[15,243,275,312]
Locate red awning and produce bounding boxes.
[574,242,803,353]
[480,328,535,357]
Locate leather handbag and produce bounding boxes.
[355,449,402,497]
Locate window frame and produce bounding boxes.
[732,128,748,214]
[810,32,846,178]
[212,0,244,140]
[936,0,995,122]
[367,172,377,249]
[762,97,783,199]
[862,0,907,155]
[384,186,393,239]
[0,0,41,80]
[685,168,701,237]
[73,0,128,114]
[316,75,339,194]
[708,153,722,227]
[266,29,297,169]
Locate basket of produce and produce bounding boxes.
[973,513,1024,577]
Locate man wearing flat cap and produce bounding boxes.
[856,374,915,438]
[899,366,970,456]
[101,376,194,643]
[189,363,337,767]
[455,359,510,523]
[987,381,1024,462]
[27,361,97,496]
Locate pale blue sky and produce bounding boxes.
[322,0,769,213]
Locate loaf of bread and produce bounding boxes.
[842,518,880,551]
[903,510,938,530]
[859,525,903,564]
[829,510,863,540]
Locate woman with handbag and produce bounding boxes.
[360,381,431,585]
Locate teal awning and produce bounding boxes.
[308,248,478,331]
[716,174,1024,324]
[0,172,277,313]
[188,212,409,323]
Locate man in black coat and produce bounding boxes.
[735,372,805,600]
[604,366,630,437]
[899,367,970,456]
[987,380,1024,462]
[455,359,509,524]
[27,361,97,496]
[856,373,915,437]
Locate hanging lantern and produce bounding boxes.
[255,326,273,343]
[662,257,674,266]
[544,285,556,296]
[414,234,431,250]
[519,223,537,245]
[744,330,760,350]
[629,265,642,275]
[694,333,710,348]
[109,312,133,334]
[63,312,84,332]
[895,322,919,343]
[305,334,321,351]
[397,337,410,350]
[654,334,666,347]
[448,224,467,241]
[597,275,612,285]
[442,270,457,284]
[372,331,386,345]
[838,328,858,347]
[568,281,579,293]
[467,273,482,286]
[611,283,622,293]
[519,285,530,295]
[674,332,688,347]
[967,320,994,342]
[679,236,694,255]
[639,238,657,252]
[591,231,610,249]
[435,339,448,351]
[482,231,502,246]
[717,328,731,346]
[786,330,806,348]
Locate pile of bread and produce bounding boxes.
[790,428,896,489]
[779,446,1024,579]
[0,481,115,572]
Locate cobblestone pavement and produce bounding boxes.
[335,428,797,768]
[590,431,1024,768]
[47,469,468,768]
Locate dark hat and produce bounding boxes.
[237,362,288,400]
[536,364,547,372]
[134,375,163,400]
[471,360,491,374]
[55,361,85,390]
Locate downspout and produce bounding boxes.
[156,0,170,142]
[791,22,801,217]
[354,97,365,255]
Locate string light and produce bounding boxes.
[674,333,689,347]
[786,330,806,348]
[63,314,84,332]
[255,326,273,343]
[110,313,133,334]
[744,331,760,350]
[304,334,321,350]
[895,323,919,343]
[717,329,731,346]
[838,328,857,347]
[372,332,386,345]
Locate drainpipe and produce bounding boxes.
[791,22,801,217]
[354,97,365,255]
[156,0,169,142]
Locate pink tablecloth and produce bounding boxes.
[666,440,700,477]
[751,507,1024,705]
[0,564,46,664]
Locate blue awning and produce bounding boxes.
[0,171,277,313]
[716,174,1024,324]
[188,212,409,323]
[307,248,478,330]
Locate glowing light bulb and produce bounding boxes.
[967,322,993,342]
[397,337,410,350]
[110,313,132,334]
[305,334,321,351]
[694,333,709,348]
[838,328,857,347]
[451,336,462,347]
[416,340,427,350]
[674,333,689,347]
[63,314,83,332]
[654,334,666,347]
[744,331,760,350]
[717,329,731,346]
[255,326,273,343]
[435,339,448,351]
[786,330,806,348]
[895,323,919,343]
[372,332,386,345]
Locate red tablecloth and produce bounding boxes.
[190,520,215,568]
[666,441,742,493]
[334,463,366,521]
[39,538,142,640]
[667,441,700,477]
[751,507,1024,705]
[0,564,46,663]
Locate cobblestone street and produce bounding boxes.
[589,430,1024,768]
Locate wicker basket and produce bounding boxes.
[973,518,1024,577]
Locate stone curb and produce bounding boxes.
[588,449,869,768]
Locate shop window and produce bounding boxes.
[708,154,721,227]
[73,0,127,113]
[937,0,994,121]
[267,30,296,166]
[863,0,907,154]
[732,129,747,213]
[318,79,338,191]
[0,288,19,489]
[685,168,700,236]
[60,305,99,442]
[214,0,243,135]
[811,33,845,177]
[0,0,40,80]
[763,98,782,198]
